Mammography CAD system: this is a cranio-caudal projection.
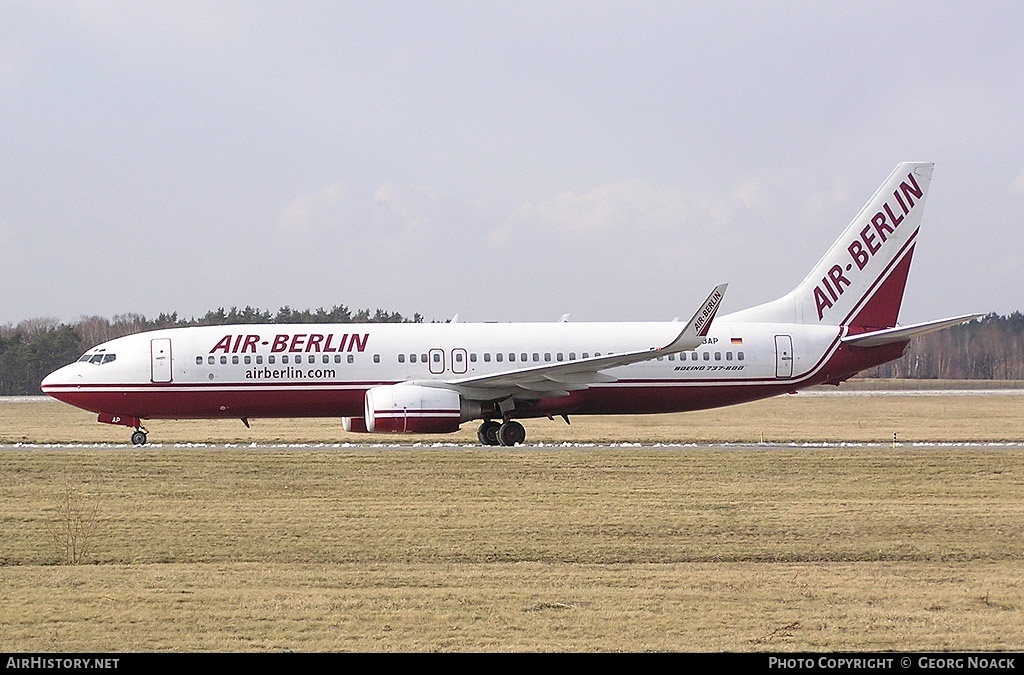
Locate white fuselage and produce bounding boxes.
[40,317,886,424]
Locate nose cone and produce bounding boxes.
[40,363,81,396]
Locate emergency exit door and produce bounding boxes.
[775,335,793,378]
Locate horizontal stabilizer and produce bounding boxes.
[841,314,981,348]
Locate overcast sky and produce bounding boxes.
[2,1,1022,327]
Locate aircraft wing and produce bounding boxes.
[408,284,727,399]
[841,313,981,348]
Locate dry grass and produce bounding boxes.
[1,385,1023,652]
[4,380,1024,446]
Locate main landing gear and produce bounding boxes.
[477,419,526,446]
[130,429,148,446]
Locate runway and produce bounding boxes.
[6,441,1024,451]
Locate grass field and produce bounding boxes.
[1,384,1023,652]
[4,380,1024,445]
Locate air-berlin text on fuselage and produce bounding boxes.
[209,333,369,354]
[812,170,923,321]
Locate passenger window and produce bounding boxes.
[220,356,227,365]
[398,354,406,363]
[726,352,733,361]
[208,356,215,365]
[373,354,380,363]
[196,356,203,365]
[269,355,276,364]
[715,352,721,361]
[256,355,263,364]
[738,352,745,361]
[282,355,289,364]
[245,355,252,364]
[703,352,710,361]
[347,354,354,364]
[484,353,491,363]
[232,355,239,365]
[496,353,503,362]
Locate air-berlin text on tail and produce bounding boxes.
[209,332,369,354]
[812,170,923,321]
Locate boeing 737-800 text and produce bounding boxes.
[41,162,978,446]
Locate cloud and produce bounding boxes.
[372,182,437,231]
[58,2,255,58]
[277,182,348,233]
[278,180,448,239]
[1010,168,1024,196]
[500,178,760,246]
[0,40,26,85]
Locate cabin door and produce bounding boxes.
[774,335,793,378]
[151,338,173,383]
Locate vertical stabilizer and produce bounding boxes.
[724,162,934,328]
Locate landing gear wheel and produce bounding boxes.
[497,420,526,446]
[477,420,501,446]
[131,430,148,446]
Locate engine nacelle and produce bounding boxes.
[364,384,479,434]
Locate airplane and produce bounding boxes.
[41,162,979,446]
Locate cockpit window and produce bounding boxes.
[77,350,116,365]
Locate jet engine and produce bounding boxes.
[355,384,482,434]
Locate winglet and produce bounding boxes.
[662,283,728,351]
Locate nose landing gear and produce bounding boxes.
[96,413,147,445]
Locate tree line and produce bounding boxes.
[1,309,1021,396]
[866,312,1024,379]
